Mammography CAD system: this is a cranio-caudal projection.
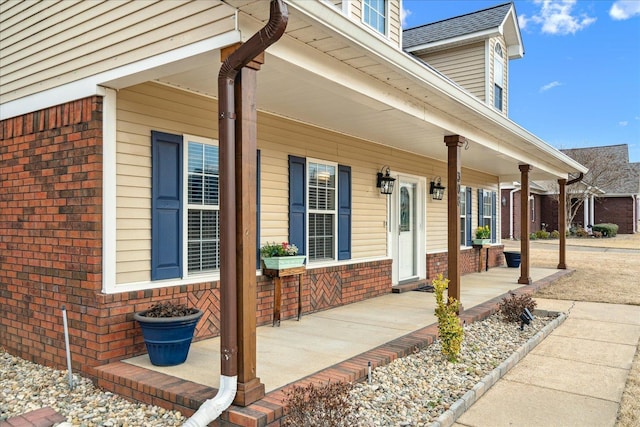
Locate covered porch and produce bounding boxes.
[94,266,571,425]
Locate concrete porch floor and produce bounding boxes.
[94,265,569,426]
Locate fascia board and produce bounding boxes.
[283,0,587,176]
[405,28,498,54]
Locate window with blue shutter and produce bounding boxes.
[288,156,352,262]
[491,191,497,242]
[288,156,307,256]
[465,186,472,246]
[256,150,261,269]
[151,131,183,280]
[337,165,351,260]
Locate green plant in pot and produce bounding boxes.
[134,301,203,366]
[260,241,306,270]
[473,225,491,245]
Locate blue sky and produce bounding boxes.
[402,0,640,163]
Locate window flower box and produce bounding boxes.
[262,255,307,270]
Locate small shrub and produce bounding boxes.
[535,229,550,239]
[529,233,537,240]
[592,223,618,237]
[575,228,589,237]
[550,230,560,239]
[283,381,356,427]
[433,274,464,362]
[499,292,537,323]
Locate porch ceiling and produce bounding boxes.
[152,0,585,182]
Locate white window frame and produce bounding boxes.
[482,190,492,229]
[183,134,220,277]
[306,158,338,263]
[362,0,387,35]
[494,42,504,111]
[460,186,467,246]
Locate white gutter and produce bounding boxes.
[183,376,237,427]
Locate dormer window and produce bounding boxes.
[494,43,504,111]
[363,0,386,35]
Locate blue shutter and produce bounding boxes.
[151,131,182,280]
[337,164,352,260]
[465,187,472,246]
[256,150,261,269]
[491,191,497,242]
[477,189,484,227]
[288,156,306,256]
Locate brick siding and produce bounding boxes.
[1,97,104,372]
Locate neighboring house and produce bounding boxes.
[0,0,586,405]
[501,144,639,236]
[559,145,640,234]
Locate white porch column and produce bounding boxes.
[589,195,595,226]
[583,197,589,228]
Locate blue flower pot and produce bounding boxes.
[134,310,203,366]
[504,251,521,268]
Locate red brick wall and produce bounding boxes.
[426,246,505,281]
[0,98,104,371]
[595,197,635,234]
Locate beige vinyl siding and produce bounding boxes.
[0,0,235,102]
[349,0,400,46]
[388,0,401,47]
[114,82,500,285]
[115,82,218,284]
[489,37,508,115]
[417,42,486,101]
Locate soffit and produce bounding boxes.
[155,0,582,181]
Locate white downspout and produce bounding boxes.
[509,188,518,239]
[182,376,237,427]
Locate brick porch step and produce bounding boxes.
[1,407,65,427]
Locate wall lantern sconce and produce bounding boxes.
[429,177,446,200]
[502,196,507,206]
[376,166,395,195]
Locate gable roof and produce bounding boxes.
[403,2,524,59]
[561,145,640,195]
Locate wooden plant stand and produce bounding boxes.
[262,266,305,326]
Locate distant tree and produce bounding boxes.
[544,147,629,229]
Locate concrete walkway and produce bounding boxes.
[454,299,640,427]
[124,266,559,392]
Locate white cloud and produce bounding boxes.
[528,0,597,35]
[540,81,562,92]
[619,121,629,126]
[518,14,530,30]
[401,6,412,28]
[610,1,640,20]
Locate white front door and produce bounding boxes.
[397,181,417,281]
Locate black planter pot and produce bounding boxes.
[134,309,203,366]
[504,251,521,268]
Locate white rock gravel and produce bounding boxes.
[1,313,555,427]
[348,313,557,426]
[0,352,186,426]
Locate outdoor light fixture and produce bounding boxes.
[519,307,534,330]
[376,166,395,195]
[429,177,446,200]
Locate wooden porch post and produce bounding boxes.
[444,135,465,304]
[222,45,266,406]
[557,178,567,269]
[518,164,532,284]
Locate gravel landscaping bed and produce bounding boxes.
[0,352,186,426]
[349,312,559,426]
[1,312,558,427]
